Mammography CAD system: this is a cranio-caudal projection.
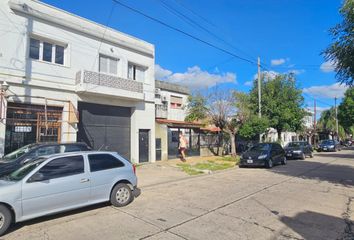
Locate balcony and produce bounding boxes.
[156,104,168,119]
[75,70,144,101]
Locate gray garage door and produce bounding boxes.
[77,102,131,160]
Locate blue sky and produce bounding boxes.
[42,0,347,114]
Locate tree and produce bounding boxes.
[185,92,208,122]
[323,0,354,86]
[238,115,269,139]
[318,107,346,140]
[338,87,354,132]
[249,74,307,141]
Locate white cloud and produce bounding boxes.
[253,71,279,81]
[244,81,253,86]
[155,65,237,89]
[320,60,336,73]
[288,69,305,75]
[155,64,172,79]
[271,58,286,66]
[303,83,348,99]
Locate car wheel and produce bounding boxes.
[301,153,306,160]
[0,205,12,236]
[266,159,273,168]
[281,157,287,165]
[110,183,133,207]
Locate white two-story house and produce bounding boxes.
[0,0,156,163]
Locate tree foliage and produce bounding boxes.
[323,0,354,86]
[318,107,346,139]
[249,74,307,139]
[338,87,354,131]
[185,93,208,122]
[238,116,269,139]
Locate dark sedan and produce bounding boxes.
[317,140,341,152]
[284,141,313,160]
[0,142,91,177]
[239,143,286,168]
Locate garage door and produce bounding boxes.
[77,102,131,160]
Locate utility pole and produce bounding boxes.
[258,57,262,142]
[314,99,316,145]
[335,97,339,140]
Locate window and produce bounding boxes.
[99,55,118,75]
[128,63,146,82]
[88,154,124,172]
[61,144,82,153]
[29,37,66,65]
[29,38,40,60]
[33,155,84,181]
[170,96,182,109]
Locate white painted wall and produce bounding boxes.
[160,90,189,121]
[0,0,156,162]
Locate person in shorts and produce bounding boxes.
[179,132,187,162]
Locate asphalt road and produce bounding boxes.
[2,148,354,240]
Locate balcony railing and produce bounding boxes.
[75,70,143,93]
[156,104,168,119]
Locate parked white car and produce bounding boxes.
[0,151,138,236]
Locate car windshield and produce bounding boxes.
[249,144,270,152]
[322,140,334,145]
[286,142,305,148]
[6,158,46,181]
[2,144,36,162]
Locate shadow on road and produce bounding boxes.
[270,159,354,188]
[314,148,354,159]
[5,202,110,236]
[279,211,351,240]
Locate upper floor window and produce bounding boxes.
[29,37,66,65]
[99,55,118,75]
[170,95,182,109]
[128,63,146,82]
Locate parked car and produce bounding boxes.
[0,151,138,236]
[239,143,286,168]
[317,139,341,152]
[284,141,313,160]
[344,139,353,147]
[0,142,91,178]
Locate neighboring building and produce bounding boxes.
[0,0,156,163]
[154,80,203,161]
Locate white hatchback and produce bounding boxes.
[0,151,139,236]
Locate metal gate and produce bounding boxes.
[77,102,131,160]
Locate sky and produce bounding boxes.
[42,0,347,116]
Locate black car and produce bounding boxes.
[0,142,91,177]
[239,143,286,168]
[284,141,313,160]
[317,139,341,152]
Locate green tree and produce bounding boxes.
[338,87,354,132]
[185,92,208,122]
[238,115,269,139]
[249,74,307,141]
[318,108,346,140]
[323,0,354,86]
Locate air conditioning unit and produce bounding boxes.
[155,88,161,95]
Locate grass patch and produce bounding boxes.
[177,163,204,175]
[222,156,240,164]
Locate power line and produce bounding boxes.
[112,0,257,66]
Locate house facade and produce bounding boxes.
[0,0,156,163]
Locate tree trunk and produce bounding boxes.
[277,129,282,143]
[229,132,236,157]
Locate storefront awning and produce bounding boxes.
[156,118,203,128]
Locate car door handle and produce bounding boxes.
[80,178,90,183]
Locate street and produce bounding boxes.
[2,149,354,240]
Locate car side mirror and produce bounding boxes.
[28,173,45,183]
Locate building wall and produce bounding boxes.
[0,0,156,162]
[155,123,168,161]
[160,90,189,121]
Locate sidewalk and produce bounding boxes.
[136,155,231,188]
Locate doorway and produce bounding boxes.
[139,129,150,163]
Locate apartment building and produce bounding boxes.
[0,0,156,163]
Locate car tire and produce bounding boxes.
[266,159,273,168]
[239,164,244,168]
[281,157,287,165]
[0,205,12,237]
[110,183,133,207]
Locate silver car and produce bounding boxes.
[0,151,138,236]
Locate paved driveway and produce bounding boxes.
[2,148,354,240]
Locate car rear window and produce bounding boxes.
[88,154,124,172]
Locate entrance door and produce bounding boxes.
[139,130,149,163]
[77,102,131,160]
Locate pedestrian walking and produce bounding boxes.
[178,132,188,162]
